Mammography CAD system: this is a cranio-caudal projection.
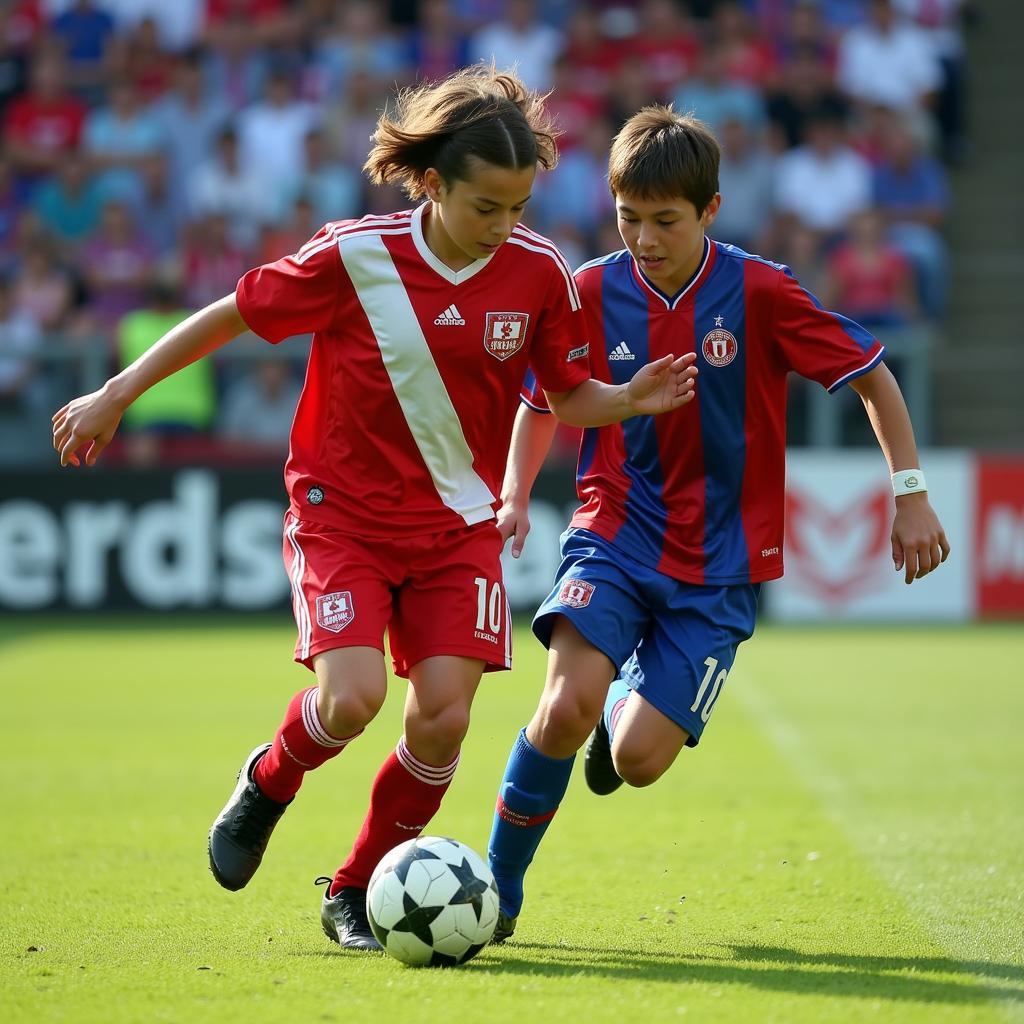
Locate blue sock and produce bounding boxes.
[488,727,575,918]
[603,677,632,742]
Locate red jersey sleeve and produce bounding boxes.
[527,267,591,394]
[771,267,885,392]
[235,224,345,344]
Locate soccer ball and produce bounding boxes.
[367,836,500,967]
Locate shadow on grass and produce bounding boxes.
[460,940,1024,1005]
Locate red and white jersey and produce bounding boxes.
[236,203,589,537]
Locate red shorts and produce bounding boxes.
[282,513,511,677]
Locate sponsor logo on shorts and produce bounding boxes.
[307,485,325,505]
[558,578,595,609]
[567,343,589,362]
[316,591,354,632]
[474,629,499,644]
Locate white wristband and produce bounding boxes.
[892,469,927,497]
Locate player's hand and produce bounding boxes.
[627,352,698,416]
[891,492,950,585]
[497,499,531,558]
[51,387,125,467]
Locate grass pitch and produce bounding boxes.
[2,617,1022,1024]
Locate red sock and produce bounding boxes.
[253,687,361,804]
[330,736,459,894]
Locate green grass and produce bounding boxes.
[1,618,1022,1024]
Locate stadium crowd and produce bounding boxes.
[0,0,969,464]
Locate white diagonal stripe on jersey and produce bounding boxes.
[339,232,496,526]
[284,515,311,660]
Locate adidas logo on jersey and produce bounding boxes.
[434,304,466,326]
[609,342,636,361]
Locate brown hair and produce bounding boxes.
[364,64,560,199]
[607,106,720,214]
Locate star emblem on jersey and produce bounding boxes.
[316,591,354,632]
[483,312,529,361]
[558,578,595,609]
[434,303,465,326]
[701,322,739,367]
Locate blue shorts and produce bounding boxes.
[533,529,760,746]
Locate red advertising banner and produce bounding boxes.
[976,458,1024,616]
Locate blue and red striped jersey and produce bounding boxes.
[523,239,885,584]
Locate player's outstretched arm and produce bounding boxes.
[546,352,698,427]
[850,363,951,584]
[51,294,247,467]
[497,404,558,558]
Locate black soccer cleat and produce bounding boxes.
[490,909,517,945]
[208,743,291,891]
[318,881,383,952]
[584,717,624,795]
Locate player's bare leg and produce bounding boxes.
[209,647,386,892]
[609,690,690,788]
[490,618,615,942]
[322,656,484,950]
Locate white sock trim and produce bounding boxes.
[396,736,459,786]
[301,687,359,749]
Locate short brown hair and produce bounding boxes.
[365,64,560,199]
[607,106,719,214]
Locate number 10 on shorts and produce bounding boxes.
[691,656,729,723]
[474,577,503,635]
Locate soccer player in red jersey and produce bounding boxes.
[486,107,950,942]
[50,67,698,950]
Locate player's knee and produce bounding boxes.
[536,689,601,748]
[319,684,384,736]
[414,703,472,749]
[613,749,669,789]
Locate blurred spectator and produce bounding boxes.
[713,117,776,251]
[117,274,214,462]
[79,198,155,328]
[202,13,269,111]
[469,0,563,91]
[546,54,607,153]
[310,1,405,100]
[773,105,871,236]
[82,76,165,200]
[128,152,182,257]
[321,68,387,171]
[108,15,177,100]
[154,50,229,207]
[626,0,702,101]
[404,0,471,83]
[533,116,614,237]
[766,48,848,151]
[873,112,949,317]
[277,128,361,228]
[3,50,87,183]
[236,67,318,198]
[712,1,777,89]
[776,222,828,298]
[257,194,315,265]
[0,153,25,261]
[89,0,204,52]
[4,1,44,52]
[607,55,658,133]
[0,274,44,414]
[673,43,765,134]
[188,125,266,247]
[772,0,837,70]
[836,0,941,118]
[0,7,30,121]
[12,232,76,330]
[50,0,116,96]
[204,0,297,50]
[31,146,104,244]
[822,208,918,327]
[217,357,301,451]
[559,3,620,102]
[181,211,248,310]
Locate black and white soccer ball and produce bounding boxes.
[367,836,500,967]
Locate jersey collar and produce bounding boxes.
[411,202,493,286]
[630,236,715,310]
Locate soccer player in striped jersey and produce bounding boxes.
[486,106,950,942]
[50,68,699,951]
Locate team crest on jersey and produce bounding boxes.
[316,591,354,633]
[701,316,738,367]
[483,312,529,361]
[558,578,595,609]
